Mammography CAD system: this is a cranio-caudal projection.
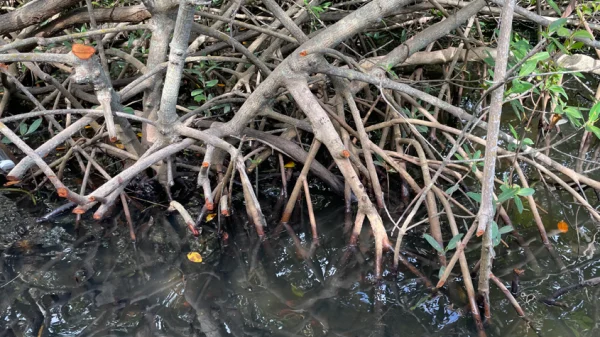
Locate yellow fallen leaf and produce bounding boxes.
[284,161,296,168]
[187,252,203,263]
[291,284,304,297]
[557,220,568,233]
[137,132,143,138]
[115,143,125,149]
[206,213,216,221]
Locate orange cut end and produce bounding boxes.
[72,208,86,215]
[57,188,68,198]
[72,44,96,60]
[436,280,445,288]
[202,162,210,168]
[93,213,102,220]
[299,50,307,57]
[476,229,484,237]
[341,150,350,158]
[221,209,229,216]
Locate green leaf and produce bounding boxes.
[509,100,524,120]
[511,79,533,94]
[491,221,499,237]
[522,138,534,145]
[122,107,135,115]
[497,188,518,204]
[499,225,514,235]
[571,30,594,40]
[26,118,43,135]
[570,41,585,50]
[467,192,481,203]
[446,233,464,252]
[445,184,459,196]
[191,89,204,96]
[557,27,570,37]
[519,60,537,77]
[205,79,218,88]
[483,53,495,67]
[509,124,519,139]
[19,123,27,136]
[514,195,524,214]
[550,37,570,54]
[548,18,566,32]
[423,233,444,253]
[529,52,550,63]
[462,144,471,157]
[564,106,583,120]
[586,124,600,140]
[516,187,535,196]
[548,85,568,99]
[511,39,530,60]
[491,221,501,247]
[415,125,428,133]
[589,101,600,123]
[1,136,11,144]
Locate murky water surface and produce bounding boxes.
[1,180,599,337]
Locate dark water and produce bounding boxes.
[1,180,599,337]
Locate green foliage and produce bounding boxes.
[454,145,484,173]
[464,180,535,216]
[579,1,600,18]
[122,107,135,115]
[2,118,43,144]
[585,102,600,140]
[186,61,222,105]
[507,123,533,152]
[446,233,464,252]
[423,233,464,254]
[304,0,331,19]
[491,221,514,247]
[373,154,397,173]
[423,233,443,253]
[503,24,599,138]
[497,181,535,214]
[467,191,482,203]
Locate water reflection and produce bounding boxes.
[1,191,599,337]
